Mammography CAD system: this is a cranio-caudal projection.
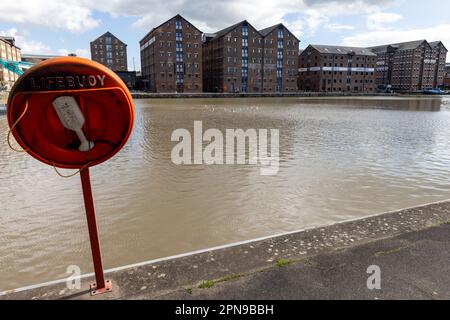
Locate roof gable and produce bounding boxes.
[369,40,429,52]
[429,41,448,51]
[259,23,300,42]
[210,20,262,41]
[92,31,127,46]
[139,14,203,43]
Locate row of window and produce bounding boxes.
[302,55,376,62]
[157,41,200,49]
[98,37,121,45]
[159,62,200,68]
[93,44,125,50]
[315,79,375,84]
[156,31,199,40]
[157,83,201,89]
[223,67,297,74]
[159,72,200,78]
[94,51,124,57]
[157,51,199,59]
[225,36,297,47]
[301,63,376,68]
[264,69,298,75]
[303,70,375,76]
[223,56,296,65]
[98,57,125,64]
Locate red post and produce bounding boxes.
[80,167,112,295]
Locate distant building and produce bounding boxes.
[90,31,128,71]
[444,63,450,88]
[21,53,61,64]
[430,41,448,88]
[140,14,203,93]
[203,20,263,93]
[115,70,137,89]
[258,24,299,93]
[369,40,447,92]
[298,44,377,93]
[0,36,21,89]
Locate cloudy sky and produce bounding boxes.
[1,0,449,70]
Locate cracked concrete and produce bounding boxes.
[1,201,449,300]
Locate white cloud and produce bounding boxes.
[0,0,100,32]
[1,28,89,57]
[367,12,403,30]
[0,0,395,37]
[0,28,52,54]
[342,24,450,61]
[125,0,394,38]
[0,0,402,63]
[283,19,305,39]
[326,23,355,32]
[58,48,89,58]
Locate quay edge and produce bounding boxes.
[1,200,449,300]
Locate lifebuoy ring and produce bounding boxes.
[7,57,135,169]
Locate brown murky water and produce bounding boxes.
[1,96,450,291]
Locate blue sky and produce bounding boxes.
[1,0,449,70]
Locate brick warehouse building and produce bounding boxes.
[444,63,450,88]
[203,21,299,93]
[259,24,299,92]
[203,20,263,93]
[140,15,203,93]
[298,45,377,93]
[90,31,128,71]
[369,40,447,92]
[430,41,448,88]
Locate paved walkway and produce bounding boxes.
[158,224,450,300]
[1,201,449,300]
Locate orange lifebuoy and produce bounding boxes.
[7,57,135,169]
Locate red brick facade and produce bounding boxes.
[259,24,299,93]
[140,15,202,93]
[203,21,263,93]
[298,45,377,93]
[444,64,450,88]
[203,21,299,93]
[90,32,127,72]
[431,41,448,88]
[370,40,448,92]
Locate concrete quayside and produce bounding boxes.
[1,200,449,300]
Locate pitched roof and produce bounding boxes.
[139,14,203,43]
[429,41,448,51]
[258,23,300,42]
[210,20,249,40]
[369,40,428,53]
[259,24,279,37]
[308,44,376,56]
[91,31,127,46]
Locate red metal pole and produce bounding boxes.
[80,167,109,293]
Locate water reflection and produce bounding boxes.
[0,96,449,290]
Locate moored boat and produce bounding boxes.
[423,88,447,95]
